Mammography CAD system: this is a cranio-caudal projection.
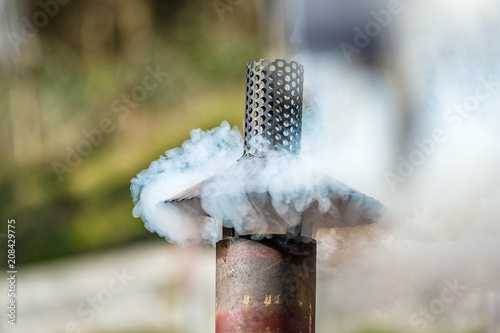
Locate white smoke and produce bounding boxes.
[131,0,500,329]
[289,0,500,331]
[130,121,243,246]
[132,128,384,246]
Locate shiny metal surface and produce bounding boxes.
[242,59,304,159]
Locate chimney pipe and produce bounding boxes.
[216,236,316,332]
[216,59,316,333]
[163,58,384,333]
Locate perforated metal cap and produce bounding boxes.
[165,58,385,238]
[242,59,304,159]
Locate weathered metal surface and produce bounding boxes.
[166,158,385,235]
[216,236,316,333]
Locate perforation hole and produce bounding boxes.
[243,59,303,157]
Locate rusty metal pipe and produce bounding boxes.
[216,235,316,333]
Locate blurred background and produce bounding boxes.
[0,0,263,264]
[1,0,499,332]
[0,1,261,332]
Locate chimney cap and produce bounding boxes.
[163,59,384,239]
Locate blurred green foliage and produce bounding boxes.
[0,0,262,264]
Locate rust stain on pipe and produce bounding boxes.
[216,236,316,333]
